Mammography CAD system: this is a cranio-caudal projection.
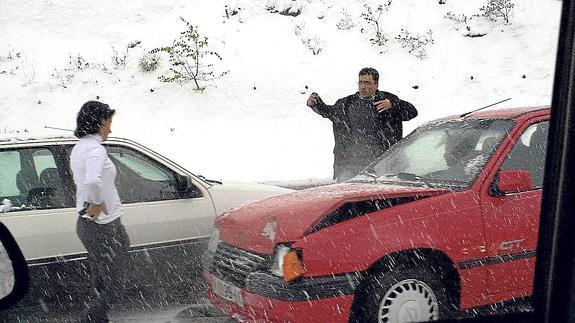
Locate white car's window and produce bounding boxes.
[107,145,198,203]
[501,121,549,189]
[32,149,58,177]
[0,148,70,211]
[0,151,22,200]
[109,150,169,181]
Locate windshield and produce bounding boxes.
[352,119,514,189]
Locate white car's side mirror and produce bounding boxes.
[0,222,29,310]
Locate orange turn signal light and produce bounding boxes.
[283,250,305,282]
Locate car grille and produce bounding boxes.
[205,242,269,288]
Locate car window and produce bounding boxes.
[32,149,58,177]
[109,149,169,181]
[106,145,197,203]
[500,121,548,189]
[0,148,71,211]
[0,151,23,203]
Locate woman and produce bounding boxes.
[70,100,130,322]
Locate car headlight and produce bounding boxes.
[270,244,305,282]
[207,227,220,253]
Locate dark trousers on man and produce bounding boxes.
[334,160,370,183]
[76,216,130,323]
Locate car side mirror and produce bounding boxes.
[174,174,202,198]
[0,222,29,309]
[175,173,190,192]
[491,169,533,196]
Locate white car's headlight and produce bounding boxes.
[207,227,220,253]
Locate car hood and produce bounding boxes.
[207,181,292,216]
[216,183,450,254]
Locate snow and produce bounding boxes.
[0,0,561,183]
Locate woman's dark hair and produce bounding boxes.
[74,101,115,138]
[359,67,379,83]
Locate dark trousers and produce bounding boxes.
[76,216,130,322]
[334,161,368,183]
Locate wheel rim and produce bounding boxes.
[378,278,439,323]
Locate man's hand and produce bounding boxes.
[86,203,107,220]
[374,99,392,113]
[307,93,320,107]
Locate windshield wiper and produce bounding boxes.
[382,172,435,188]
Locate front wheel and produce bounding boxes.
[353,266,456,323]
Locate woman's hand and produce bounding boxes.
[86,203,107,220]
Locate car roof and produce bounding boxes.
[436,105,550,122]
[0,135,133,147]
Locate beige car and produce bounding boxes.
[0,136,290,304]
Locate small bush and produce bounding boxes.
[139,52,160,72]
[111,47,128,70]
[266,0,303,17]
[127,40,142,49]
[51,54,90,88]
[480,0,514,24]
[224,4,240,19]
[395,29,434,59]
[361,1,392,47]
[152,17,228,91]
[336,9,355,30]
[304,37,323,55]
[69,54,90,70]
[444,11,469,24]
[0,49,20,63]
[0,49,21,76]
[295,23,324,55]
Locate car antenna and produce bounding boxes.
[459,97,512,118]
[44,126,73,132]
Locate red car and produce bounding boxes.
[203,106,549,322]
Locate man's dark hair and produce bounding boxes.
[74,101,115,138]
[359,67,379,83]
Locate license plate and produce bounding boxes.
[211,275,244,308]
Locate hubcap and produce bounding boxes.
[378,279,439,323]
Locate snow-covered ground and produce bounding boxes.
[0,0,561,182]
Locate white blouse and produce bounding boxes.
[70,134,123,224]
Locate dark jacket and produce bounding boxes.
[310,90,417,181]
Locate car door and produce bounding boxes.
[482,119,548,295]
[0,144,80,261]
[103,142,216,248]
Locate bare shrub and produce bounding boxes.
[139,52,160,72]
[51,54,90,88]
[361,1,392,47]
[295,23,324,55]
[480,0,514,24]
[444,11,469,24]
[336,9,355,30]
[395,29,434,59]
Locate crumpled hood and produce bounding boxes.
[216,183,450,254]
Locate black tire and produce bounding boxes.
[352,265,457,323]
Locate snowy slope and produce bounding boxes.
[0,0,561,182]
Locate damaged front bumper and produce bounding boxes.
[204,270,360,322]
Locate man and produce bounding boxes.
[307,67,418,182]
